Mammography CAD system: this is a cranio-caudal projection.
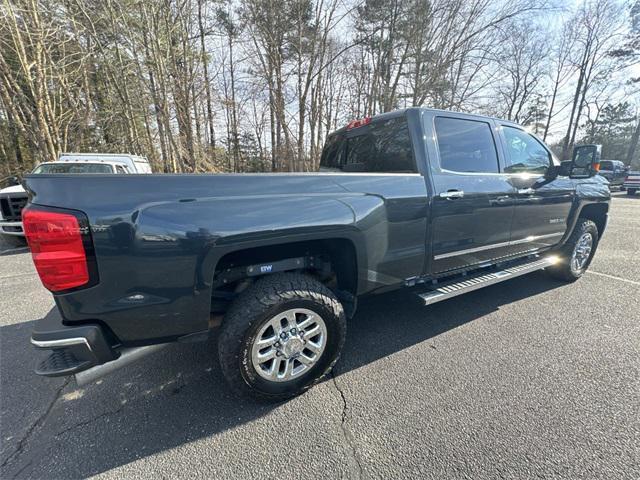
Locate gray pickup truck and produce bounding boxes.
[23,108,609,400]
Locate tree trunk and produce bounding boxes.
[198,0,216,153]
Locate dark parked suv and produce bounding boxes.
[23,108,610,400]
[598,160,627,188]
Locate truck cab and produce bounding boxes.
[320,109,607,279]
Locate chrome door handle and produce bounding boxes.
[439,190,465,199]
[517,188,535,195]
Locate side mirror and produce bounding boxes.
[542,162,571,182]
[544,164,561,180]
[569,144,601,178]
[558,161,572,177]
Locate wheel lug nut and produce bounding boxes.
[290,328,297,335]
[274,341,281,348]
[280,332,287,340]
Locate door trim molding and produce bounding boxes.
[433,232,564,260]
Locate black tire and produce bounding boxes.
[218,272,346,401]
[627,188,636,196]
[546,218,599,282]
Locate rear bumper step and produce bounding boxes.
[31,311,118,377]
[35,348,93,377]
[418,256,557,305]
[31,309,170,384]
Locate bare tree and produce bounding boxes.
[561,0,625,159]
[1,0,638,177]
[494,22,549,123]
[542,18,577,141]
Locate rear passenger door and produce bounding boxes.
[424,113,516,275]
[320,113,431,288]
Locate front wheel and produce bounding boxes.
[627,188,637,196]
[218,273,346,401]
[546,218,599,282]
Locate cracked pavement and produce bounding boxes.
[332,373,365,479]
[1,194,639,479]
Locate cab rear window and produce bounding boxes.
[320,116,416,173]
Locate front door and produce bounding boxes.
[498,125,573,255]
[425,114,516,275]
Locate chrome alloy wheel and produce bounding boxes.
[250,308,327,383]
[571,232,593,273]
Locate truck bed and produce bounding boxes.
[24,173,429,343]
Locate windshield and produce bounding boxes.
[32,163,114,174]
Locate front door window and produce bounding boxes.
[502,127,552,174]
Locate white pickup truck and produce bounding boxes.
[0,153,151,237]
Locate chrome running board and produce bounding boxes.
[418,256,557,306]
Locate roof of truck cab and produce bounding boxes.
[329,107,520,136]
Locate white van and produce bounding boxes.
[1,153,151,237]
[57,153,152,173]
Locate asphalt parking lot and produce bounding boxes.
[1,193,639,479]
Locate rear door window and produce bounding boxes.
[434,117,500,173]
[320,116,416,173]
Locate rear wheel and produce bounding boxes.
[627,188,637,196]
[218,273,346,401]
[547,218,598,282]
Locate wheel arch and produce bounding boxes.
[578,202,609,237]
[563,198,609,245]
[209,236,362,317]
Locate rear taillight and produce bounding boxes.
[23,206,96,292]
